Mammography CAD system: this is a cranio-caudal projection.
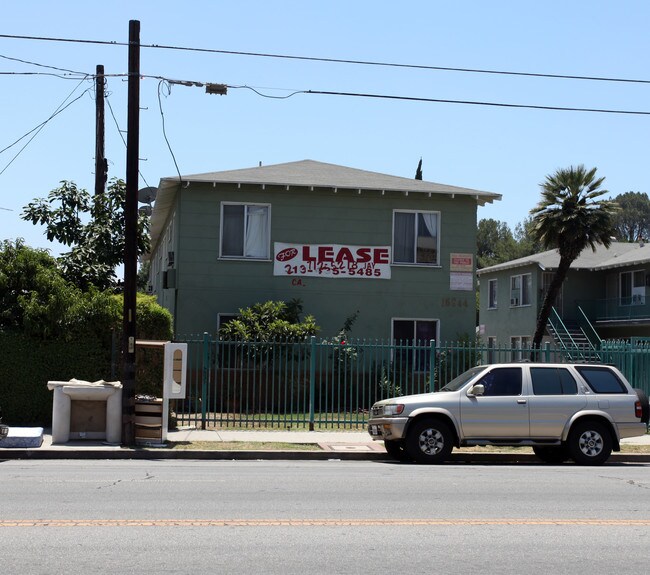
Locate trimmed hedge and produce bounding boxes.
[0,333,111,426]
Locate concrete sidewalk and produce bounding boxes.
[1,426,649,462]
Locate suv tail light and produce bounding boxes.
[635,400,643,419]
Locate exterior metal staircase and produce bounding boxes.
[547,307,601,361]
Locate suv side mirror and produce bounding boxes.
[468,383,485,397]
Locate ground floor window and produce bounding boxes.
[392,319,438,371]
[487,336,497,363]
[510,336,531,361]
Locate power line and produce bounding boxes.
[105,93,150,188]
[1,32,650,86]
[230,85,650,116]
[0,53,88,76]
[0,76,91,176]
[157,80,182,183]
[3,43,650,117]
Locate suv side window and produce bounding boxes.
[575,366,626,394]
[531,367,578,395]
[477,367,522,396]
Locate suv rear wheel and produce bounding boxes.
[568,420,612,465]
[405,419,453,464]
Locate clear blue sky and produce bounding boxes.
[2,1,650,255]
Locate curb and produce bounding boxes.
[1,449,649,463]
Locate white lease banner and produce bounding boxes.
[274,242,392,279]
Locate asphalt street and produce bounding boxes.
[1,460,649,574]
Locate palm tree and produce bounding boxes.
[530,165,618,351]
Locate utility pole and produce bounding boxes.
[94,64,108,196]
[122,20,140,445]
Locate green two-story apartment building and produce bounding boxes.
[146,160,500,341]
[478,241,650,349]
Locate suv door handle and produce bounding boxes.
[517,399,527,404]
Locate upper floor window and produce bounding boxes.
[393,210,439,266]
[488,279,498,309]
[510,273,531,307]
[620,270,645,306]
[220,203,270,259]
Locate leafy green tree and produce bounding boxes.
[0,239,61,332]
[513,216,542,256]
[219,299,319,341]
[21,179,150,290]
[611,191,650,242]
[476,218,518,268]
[0,239,120,339]
[137,260,151,292]
[529,165,618,349]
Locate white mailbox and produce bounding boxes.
[163,342,187,399]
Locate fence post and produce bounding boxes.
[201,332,209,430]
[544,341,551,363]
[429,339,437,391]
[309,336,316,431]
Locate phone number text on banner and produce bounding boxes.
[274,243,392,279]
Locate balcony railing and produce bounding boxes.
[577,297,650,323]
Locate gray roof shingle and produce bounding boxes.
[477,241,650,275]
[149,160,501,253]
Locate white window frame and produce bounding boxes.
[510,273,532,307]
[392,209,441,266]
[219,202,271,260]
[488,279,498,309]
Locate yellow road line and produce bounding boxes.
[0,519,649,527]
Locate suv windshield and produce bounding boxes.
[439,366,487,392]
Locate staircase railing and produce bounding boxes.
[548,307,581,361]
[577,306,602,351]
[548,307,601,362]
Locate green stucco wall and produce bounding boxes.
[478,264,540,345]
[156,183,479,341]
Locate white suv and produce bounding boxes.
[368,363,649,465]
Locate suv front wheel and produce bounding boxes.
[568,420,612,465]
[384,440,412,462]
[405,419,453,464]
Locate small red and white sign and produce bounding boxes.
[274,243,392,279]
